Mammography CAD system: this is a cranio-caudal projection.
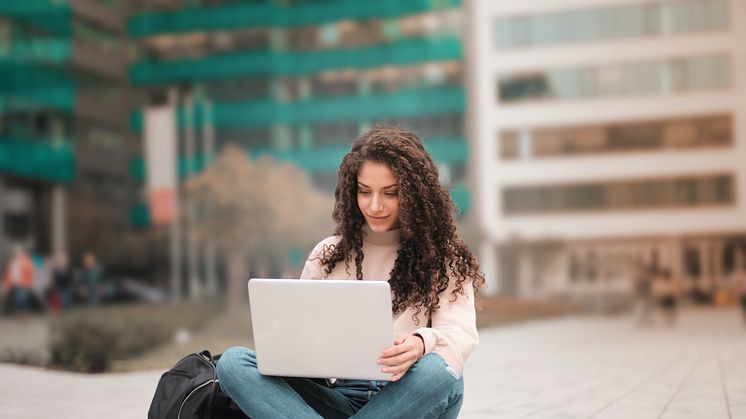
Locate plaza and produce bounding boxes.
[1,307,744,418]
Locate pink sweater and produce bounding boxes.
[300,225,479,376]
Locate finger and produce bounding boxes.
[379,343,410,358]
[390,364,414,382]
[383,334,418,356]
[391,370,407,382]
[379,355,406,368]
[381,360,414,375]
[379,350,418,368]
[378,348,417,365]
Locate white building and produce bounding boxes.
[466,0,746,299]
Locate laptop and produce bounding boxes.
[248,278,394,381]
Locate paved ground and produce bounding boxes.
[1,307,745,418]
[461,307,746,419]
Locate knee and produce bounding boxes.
[415,353,461,379]
[407,353,464,394]
[216,346,257,390]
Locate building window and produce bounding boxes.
[311,121,359,148]
[144,28,269,61]
[498,54,730,103]
[74,20,121,55]
[503,174,734,215]
[310,73,358,98]
[499,114,732,159]
[78,123,124,150]
[377,114,463,140]
[367,61,462,94]
[204,76,272,102]
[494,0,728,49]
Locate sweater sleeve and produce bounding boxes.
[299,237,338,279]
[414,272,479,376]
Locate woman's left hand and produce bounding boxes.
[377,333,425,382]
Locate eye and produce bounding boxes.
[358,190,371,196]
[384,191,398,197]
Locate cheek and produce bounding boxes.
[390,199,401,216]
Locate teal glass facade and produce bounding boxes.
[130,0,471,218]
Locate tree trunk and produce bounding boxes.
[204,240,219,296]
[225,250,249,314]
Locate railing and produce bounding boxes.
[129,0,460,37]
[0,0,73,36]
[131,36,461,84]
[130,86,465,130]
[0,87,75,112]
[0,38,72,64]
[0,138,75,182]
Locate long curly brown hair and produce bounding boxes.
[319,125,485,322]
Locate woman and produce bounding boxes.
[217,126,485,418]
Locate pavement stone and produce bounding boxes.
[1,307,744,418]
[461,307,746,419]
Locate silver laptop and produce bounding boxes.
[248,278,394,380]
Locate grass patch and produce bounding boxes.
[112,307,253,372]
[49,299,221,373]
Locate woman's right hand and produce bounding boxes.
[377,333,425,382]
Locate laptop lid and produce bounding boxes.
[248,278,394,381]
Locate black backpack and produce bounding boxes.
[148,350,248,419]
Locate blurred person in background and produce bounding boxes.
[2,245,40,315]
[652,269,681,327]
[30,253,49,311]
[80,252,103,305]
[731,267,746,325]
[51,254,75,311]
[217,126,484,418]
[634,263,655,328]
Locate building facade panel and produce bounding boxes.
[469,0,746,299]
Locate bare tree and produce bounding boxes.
[186,145,333,312]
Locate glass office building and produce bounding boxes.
[0,0,143,268]
[128,0,470,214]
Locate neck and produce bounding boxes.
[363,224,400,246]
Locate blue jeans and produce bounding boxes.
[216,347,464,418]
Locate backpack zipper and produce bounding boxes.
[176,353,218,419]
[177,379,215,419]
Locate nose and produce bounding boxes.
[370,194,384,213]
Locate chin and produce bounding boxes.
[366,222,393,232]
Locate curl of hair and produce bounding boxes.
[320,125,486,323]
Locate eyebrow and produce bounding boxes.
[357,182,398,190]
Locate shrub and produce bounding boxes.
[49,300,219,373]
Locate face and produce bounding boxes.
[357,161,400,232]
[84,254,96,267]
[57,254,69,268]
